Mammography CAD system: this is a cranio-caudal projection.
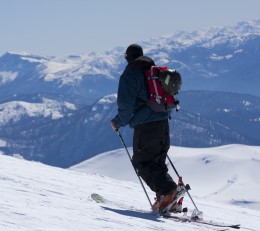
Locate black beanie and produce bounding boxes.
[125,44,143,63]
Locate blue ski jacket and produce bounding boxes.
[111,56,170,129]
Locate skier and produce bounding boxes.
[111,44,178,212]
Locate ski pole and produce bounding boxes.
[116,130,153,208]
[166,154,201,212]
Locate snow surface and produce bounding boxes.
[0,139,7,147]
[0,71,18,85]
[1,145,260,230]
[72,145,260,211]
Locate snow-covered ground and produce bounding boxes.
[1,145,260,230]
[72,144,260,211]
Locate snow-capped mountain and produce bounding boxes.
[0,145,259,231]
[0,50,122,105]
[0,19,260,105]
[1,91,260,168]
[0,96,76,124]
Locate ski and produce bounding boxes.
[162,213,240,230]
[163,215,229,231]
[91,193,240,230]
[91,193,106,203]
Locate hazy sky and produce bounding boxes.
[1,0,259,57]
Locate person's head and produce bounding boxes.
[125,44,143,63]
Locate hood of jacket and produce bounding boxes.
[126,56,155,69]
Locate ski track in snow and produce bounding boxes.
[1,146,260,231]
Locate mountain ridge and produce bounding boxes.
[1,90,259,167]
[1,19,260,104]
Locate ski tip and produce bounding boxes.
[91,193,106,203]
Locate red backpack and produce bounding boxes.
[144,66,182,112]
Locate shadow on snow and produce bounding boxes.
[101,206,162,222]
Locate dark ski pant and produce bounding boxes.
[132,119,177,195]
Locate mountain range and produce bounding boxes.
[1,19,260,104]
[0,19,260,167]
[1,91,259,167]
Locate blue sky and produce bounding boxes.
[1,0,259,57]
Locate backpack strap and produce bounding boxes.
[150,66,162,104]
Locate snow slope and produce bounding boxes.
[1,146,260,231]
[72,145,260,211]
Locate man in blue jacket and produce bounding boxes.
[111,44,177,212]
